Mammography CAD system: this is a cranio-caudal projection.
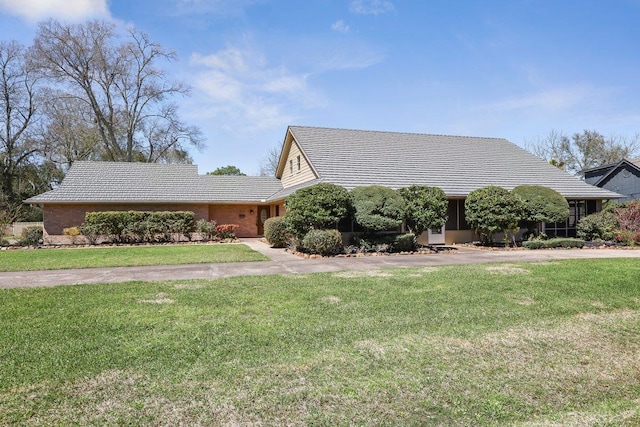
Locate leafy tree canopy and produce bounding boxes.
[207,165,246,176]
[398,185,448,236]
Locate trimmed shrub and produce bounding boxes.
[523,238,585,249]
[351,185,406,232]
[348,233,416,253]
[63,226,81,244]
[465,186,526,244]
[392,233,416,252]
[196,219,217,241]
[82,211,195,244]
[576,210,618,241]
[285,183,352,240]
[19,226,43,246]
[302,229,344,256]
[398,185,448,236]
[264,217,289,248]
[512,185,569,234]
[215,224,238,240]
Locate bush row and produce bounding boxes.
[75,211,239,244]
[523,238,585,249]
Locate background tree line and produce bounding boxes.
[1,19,203,222]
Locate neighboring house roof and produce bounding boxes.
[25,161,283,204]
[581,158,640,186]
[276,126,622,199]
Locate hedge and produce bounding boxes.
[81,211,196,244]
[523,238,585,249]
[302,229,344,256]
[264,217,289,248]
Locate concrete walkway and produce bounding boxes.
[1,238,639,289]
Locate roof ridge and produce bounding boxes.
[289,125,509,141]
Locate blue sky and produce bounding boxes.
[1,0,639,175]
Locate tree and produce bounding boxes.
[207,165,246,176]
[258,143,281,176]
[512,185,569,236]
[398,185,448,236]
[528,129,640,176]
[465,186,526,245]
[284,183,351,240]
[0,40,41,221]
[350,185,406,232]
[30,19,203,164]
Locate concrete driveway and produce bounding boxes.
[1,238,639,289]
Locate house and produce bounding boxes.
[582,159,640,202]
[26,126,623,244]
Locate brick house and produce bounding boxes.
[26,126,622,244]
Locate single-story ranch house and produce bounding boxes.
[26,126,623,244]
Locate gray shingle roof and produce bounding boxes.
[26,161,283,203]
[284,126,623,199]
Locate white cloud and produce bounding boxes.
[481,86,605,113]
[350,0,395,15]
[332,19,350,33]
[188,47,323,134]
[0,0,109,22]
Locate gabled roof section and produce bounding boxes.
[286,126,623,199]
[25,161,283,204]
[582,158,640,186]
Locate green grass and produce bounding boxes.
[0,243,268,271]
[1,259,639,425]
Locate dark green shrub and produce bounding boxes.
[465,186,526,244]
[392,233,416,252]
[264,217,289,247]
[522,240,545,249]
[523,238,585,249]
[351,185,406,232]
[285,183,352,240]
[512,185,569,234]
[19,226,43,246]
[576,210,618,241]
[196,219,217,241]
[83,211,195,243]
[302,229,344,256]
[398,185,448,236]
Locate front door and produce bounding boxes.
[257,206,270,235]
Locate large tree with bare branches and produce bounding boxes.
[0,40,42,221]
[30,19,203,163]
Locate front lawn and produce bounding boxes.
[1,259,639,425]
[0,243,268,272]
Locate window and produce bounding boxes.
[545,199,592,237]
[297,155,301,171]
[289,159,293,174]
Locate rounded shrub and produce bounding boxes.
[351,185,406,232]
[20,226,43,246]
[465,186,525,243]
[398,185,448,236]
[264,216,289,248]
[576,210,618,241]
[285,183,352,240]
[512,185,569,233]
[302,229,344,256]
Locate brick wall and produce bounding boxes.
[43,203,209,236]
[208,204,259,237]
